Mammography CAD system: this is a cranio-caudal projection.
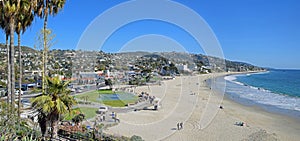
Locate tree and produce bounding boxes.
[33,0,66,94]
[72,113,85,125]
[35,28,56,95]
[0,3,11,110]
[15,0,34,117]
[105,79,113,89]
[31,76,76,139]
[0,0,24,113]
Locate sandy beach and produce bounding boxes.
[104,73,300,141]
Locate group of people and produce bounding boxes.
[98,114,106,122]
[96,112,120,123]
[177,122,184,130]
[138,92,156,104]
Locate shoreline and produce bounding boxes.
[105,72,300,141]
[208,72,300,140]
[221,72,300,121]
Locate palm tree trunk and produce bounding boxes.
[42,8,48,95]
[9,18,15,112]
[18,33,22,117]
[42,41,45,94]
[38,112,48,138]
[6,34,11,110]
[51,114,59,139]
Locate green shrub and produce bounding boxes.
[130,135,144,141]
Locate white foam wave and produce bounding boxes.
[224,75,245,86]
[224,74,271,92]
[224,75,237,81]
[226,81,300,112]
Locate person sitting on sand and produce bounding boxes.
[235,122,244,126]
[219,105,223,109]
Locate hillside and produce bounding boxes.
[0,44,265,81]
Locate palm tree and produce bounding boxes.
[33,0,66,94]
[15,0,34,117]
[0,5,11,108]
[0,0,24,112]
[31,76,76,139]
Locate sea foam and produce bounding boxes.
[225,74,300,113]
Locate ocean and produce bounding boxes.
[224,70,300,118]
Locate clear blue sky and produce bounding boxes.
[0,0,299,69]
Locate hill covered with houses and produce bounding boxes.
[0,44,265,88]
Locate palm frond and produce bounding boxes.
[55,98,67,114]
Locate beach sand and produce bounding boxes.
[104,73,300,141]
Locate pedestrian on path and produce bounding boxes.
[180,122,183,129]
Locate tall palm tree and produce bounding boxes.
[15,0,34,117]
[0,0,24,112]
[0,6,11,108]
[31,76,76,139]
[33,0,66,94]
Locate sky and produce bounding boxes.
[0,0,299,69]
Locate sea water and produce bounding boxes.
[224,70,300,118]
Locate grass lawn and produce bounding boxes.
[75,90,101,103]
[98,89,115,94]
[79,107,98,119]
[103,100,137,107]
[75,90,138,107]
[64,107,98,121]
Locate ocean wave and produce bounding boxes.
[224,75,246,86]
[248,71,270,75]
[248,86,271,93]
[225,74,272,92]
[224,75,237,81]
[225,80,300,112]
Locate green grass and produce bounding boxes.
[75,90,138,107]
[75,90,100,103]
[98,89,115,94]
[103,100,137,107]
[79,107,98,119]
[151,76,162,81]
[63,107,98,121]
[75,90,116,103]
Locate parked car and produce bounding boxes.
[15,90,23,95]
[76,89,82,93]
[98,106,108,114]
[70,88,76,92]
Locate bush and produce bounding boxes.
[130,135,144,141]
[72,113,85,124]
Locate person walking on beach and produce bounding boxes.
[180,122,183,129]
[112,112,115,119]
[100,115,103,122]
[177,123,180,130]
[114,113,118,122]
